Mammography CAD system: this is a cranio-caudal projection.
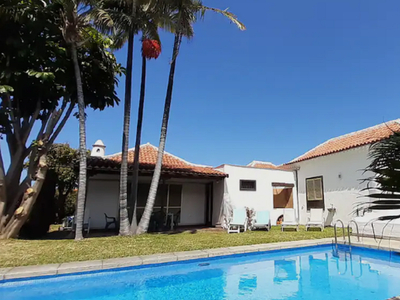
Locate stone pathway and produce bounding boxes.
[0,238,332,281]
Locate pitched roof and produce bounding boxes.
[247,160,287,170]
[288,119,400,164]
[88,143,226,177]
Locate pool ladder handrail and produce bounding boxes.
[334,219,360,252]
[334,219,346,252]
[347,220,360,251]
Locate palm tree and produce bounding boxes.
[98,0,170,235]
[58,0,116,240]
[362,130,400,221]
[130,38,161,233]
[58,0,90,240]
[136,0,245,234]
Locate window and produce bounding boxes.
[131,183,182,225]
[240,180,256,191]
[273,188,294,209]
[306,176,324,210]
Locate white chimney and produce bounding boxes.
[91,140,106,157]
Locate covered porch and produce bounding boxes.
[84,174,224,231]
[84,143,227,232]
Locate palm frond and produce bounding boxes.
[141,21,161,43]
[110,28,129,50]
[378,215,400,221]
[361,130,400,217]
[85,6,115,35]
[201,5,246,31]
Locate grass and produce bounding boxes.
[0,226,342,268]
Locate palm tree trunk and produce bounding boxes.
[119,30,135,236]
[137,34,181,234]
[130,55,147,234]
[0,146,7,231]
[71,43,87,241]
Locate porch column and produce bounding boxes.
[205,182,213,226]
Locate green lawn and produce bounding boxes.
[0,226,340,267]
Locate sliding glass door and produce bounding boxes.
[130,183,182,227]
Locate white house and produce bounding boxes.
[84,119,400,233]
[286,119,400,231]
[215,162,298,225]
[85,143,227,229]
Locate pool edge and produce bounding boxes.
[0,238,332,282]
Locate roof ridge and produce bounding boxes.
[247,160,275,167]
[288,119,400,163]
[105,143,151,158]
[220,163,292,171]
[161,147,214,168]
[107,142,214,169]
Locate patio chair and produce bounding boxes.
[173,210,181,228]
[60,215,74,231]
[104,213,117,230]
[252,210,271,231]
[281,209,299,231]
[84,217,91,236]
[71,217,91,236]
[306,209,325,231]
[227,208,248,233]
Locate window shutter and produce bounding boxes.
[305,176,324,210]
[314,178,323,200]
[306,179,315,201]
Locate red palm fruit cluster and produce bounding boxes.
[142,39,161,59]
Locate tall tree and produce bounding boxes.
[136,1,245,234]
[129,38,161,233]
[58,0,120,240]
[47,144,81,222]
[58,0,88,240]
[0,0,121,239]
[97,0,171,235]
[21,144,86,238]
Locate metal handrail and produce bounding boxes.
[347,220,360,251]
[334,219,346,252]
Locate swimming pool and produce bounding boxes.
[2,244,400,300]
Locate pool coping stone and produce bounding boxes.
[57,260,103,275]
[4,264,59,280]
[0,237,334,281]
[338,236,400,252]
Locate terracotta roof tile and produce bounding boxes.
[289,120,400,164]
[89,143,226,177]
[246,160,289,170]
[252,163,281,169]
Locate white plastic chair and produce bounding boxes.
[306,209,325,231]
[227,208,248,233]
[281,209,299,231]
[252,211,271,231]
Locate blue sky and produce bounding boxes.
[10,0,400,168]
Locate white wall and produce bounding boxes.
[85,175,119,229]
[180,183,206,225]
[85,175,208,228]
[212,180,224,226]
[218,165,298,224]
[293,145,374,225]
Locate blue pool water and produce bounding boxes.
[2,245,400,300]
